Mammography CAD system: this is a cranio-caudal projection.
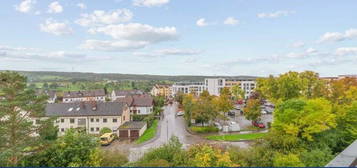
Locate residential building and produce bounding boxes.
[63,89,106,103]
[172,82,206,96]
[338,74,357,79]
[34,101,130,136]
[205,76,257,99]
[116,94,154,116]
[150,84,172,98]
[36,90,57,103]
[111,90,145,101]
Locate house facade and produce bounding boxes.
[63,89,106,103]
[171,82,206,96]
[205,77,257,99]
[150,84,172,98]
[35,102,130,136]
[111,90,145,101]
[116,94,154,116]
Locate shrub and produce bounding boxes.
[99,127,112,135]
[100,150,128,167]
[190,126,219,133]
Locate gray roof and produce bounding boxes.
[326,140,357,167]
[45,102,126,117]
[119,121,146,130]
[115,95,153,107]
[63,89,105,98]
[113,90,145,97]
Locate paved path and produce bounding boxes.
[128,103,250,162]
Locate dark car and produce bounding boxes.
[252,121,265,128]
[228,111,235,116]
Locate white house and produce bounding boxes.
[111,90,145,101]
[116,94,154,116]
[63,89,106,103]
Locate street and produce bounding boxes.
[127,102,250,162]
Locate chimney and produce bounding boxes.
[90,101,97,111]
[80,101,85,109]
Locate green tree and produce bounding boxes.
[214,87,234,121]
[231,85,245,101]
[273,98,336,141]
[22,129,101,167]
[187,144,238,167]
[0,71,48,166]
[273,153,304,167]
[182,94,195,126]
[100,127,112,135]
[243,99,262,122]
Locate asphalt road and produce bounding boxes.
[128,102,190,161]
[128,102,251,162]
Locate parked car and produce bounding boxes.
[252,121,265,128]
[229,121,240,132]
[100,133,115,146]
[176,111,184,116]
[228,111,235,116]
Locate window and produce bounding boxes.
[113,118,117,122]
[96,127,99,131]
[61,128,64,132]
[61,118,64,123]
[103,118,107,123]
[123,116,126,121]
[35,119,40,124]
[90,127,94,132]
[70,118,75,124]
[96,118,99,122]
[90,118,94,122]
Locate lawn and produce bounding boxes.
[135,120,159,144]
[206,132,267,141]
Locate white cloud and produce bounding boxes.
[88,23,178,43]
[133,0,169,7]
[76,9,133,27]
[196,18,208,27]
[80,40,149,51]
[319,29,357,43]
[133,48,202,57]
[0,45,37,51]
[47,1,63,14]
[40,19,73,36]
[286,48,318,58]
[77,3,87,9]
[291,41,305,48]
[224,17,239,25]
[335,47,357,56]
[15,0,36,13]
[257,10,295,19]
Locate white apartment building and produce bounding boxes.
[205,77,257,99]
[172,82,206,96]
[35,102,130,136]
[63,89,106,103]
[111,90,145,101]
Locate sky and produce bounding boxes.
[1,0,357,77]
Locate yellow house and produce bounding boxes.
[150,84,172,98]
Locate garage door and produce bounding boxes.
[130,130,139,138]
[119,130,128,138]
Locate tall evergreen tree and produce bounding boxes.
[0,71,48,166]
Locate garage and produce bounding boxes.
[118,121,147,140]
[119,130,128,138]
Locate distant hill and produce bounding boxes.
[1,70,260,82]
